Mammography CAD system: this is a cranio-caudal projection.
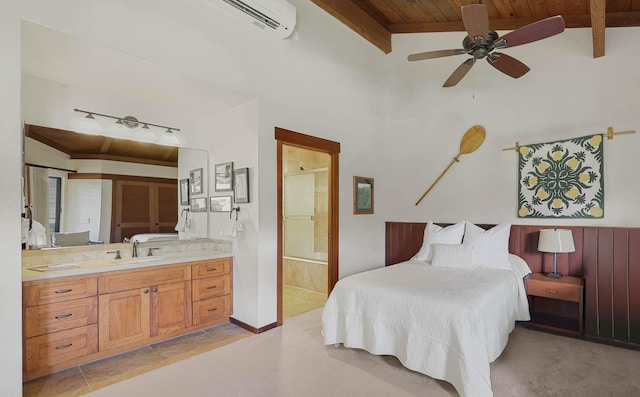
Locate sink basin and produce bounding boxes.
[114,257,164,265]
[30,263,80,272]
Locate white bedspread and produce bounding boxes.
[322,260,530,397]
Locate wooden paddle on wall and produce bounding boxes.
[415,125,486,206]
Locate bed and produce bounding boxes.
[322,221,531,397]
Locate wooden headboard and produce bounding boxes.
[385,221,640,348]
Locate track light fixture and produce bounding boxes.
[73,108,181,144]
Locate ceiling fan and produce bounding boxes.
[408,4,565,87]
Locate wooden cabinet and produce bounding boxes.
[191,258,233,327]
[23,256,232,379]
[23,275,99,375]
[112,179,178,243]
[526,273,584,337]
[98,264,191,351]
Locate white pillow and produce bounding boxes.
[509,254,532,279]
[412,221,465,262]
[463,222,511,270]
[430,244,474,269]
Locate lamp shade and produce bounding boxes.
[538,229,575,253]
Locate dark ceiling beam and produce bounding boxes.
[387,11,640,33]
[311,0,392,54]
[590,0,606,58]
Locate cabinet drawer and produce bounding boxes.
[192,275,231,301]
[23,277,97,307]
[99,264,190,293]
[24,296,98,338]
[193,295,231,326]
[24,324,98,372]
[192,258,231,279]
[527,278,581,302]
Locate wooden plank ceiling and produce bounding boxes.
[311,0,640,58]
[25,124,178,168]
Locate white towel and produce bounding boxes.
[226,220,243,238]
[22,218,48,248]
[174,216,186,232]
[175,209,191,232]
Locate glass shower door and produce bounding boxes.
[283,173,315,260]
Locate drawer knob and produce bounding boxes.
[206,268,218,272]
[152,288,158,293]
[545,288,559,294]
[207,308,218,312]
[54,313,73,319]
[54,289,72,294]
[206,286,218,290]
[55,343,73,350]
[143,289,149,294]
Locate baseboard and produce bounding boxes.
[230,316,279,334]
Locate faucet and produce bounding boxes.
[107,250,121,260]
[132,240,140,258]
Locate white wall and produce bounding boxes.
[381,27,640,227]
[208,99,260,324]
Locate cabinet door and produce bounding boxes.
[112,180,155,243]
[156,183,178,233]
[150,281,190,337]
[112,180,178,242]
[99,288,150,351]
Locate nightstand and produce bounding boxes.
[525,273,584,337]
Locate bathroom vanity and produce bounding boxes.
[22,249,233,380]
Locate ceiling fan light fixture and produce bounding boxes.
[406,4,565,87]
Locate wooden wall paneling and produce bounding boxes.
[629,230,640,345]
[583,228,600,338]
[613,228,630,342]
[568,227,584,277]
[597,228,614,340]
[507,225,521,257]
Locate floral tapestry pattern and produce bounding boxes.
[518,134,604,218]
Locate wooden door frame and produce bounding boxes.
[275,127,340,326]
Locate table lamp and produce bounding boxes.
[538,229,575,278]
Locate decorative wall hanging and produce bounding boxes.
[210,196,232,212]
[189,168,203,195]
[353,176,374,214]
[190,197,208,212]
[179,178,190,206]
[517,134,604,218]
[415,125,486,206]
[234,167,250,203]
[215,162,234,192]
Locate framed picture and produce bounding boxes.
[353,176,374,215]
[190,197,207,212]
[190,168,203,195]
[215,162,234,192]
[234,167,250,203]
[179,178,190,206]
[210,195,232,212]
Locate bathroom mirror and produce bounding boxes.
[22,125,209,249]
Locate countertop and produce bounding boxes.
[22,250,233,282]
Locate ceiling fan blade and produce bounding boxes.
[443,59,475,87]
[497,15,565,48]
[408,49,466,61]
[461,4,489,42]
[487,53,530,78]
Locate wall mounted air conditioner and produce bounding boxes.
[213,0,297,39]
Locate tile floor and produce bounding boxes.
[282,284,327,319]
[23,285,326,396]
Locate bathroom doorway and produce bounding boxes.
[275,128,340,325]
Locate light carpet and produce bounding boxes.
[84,308,640,397]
